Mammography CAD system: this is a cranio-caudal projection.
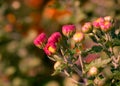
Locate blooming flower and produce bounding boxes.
[100,21,112,32]
[33,33,47,48]
[73,32,84,43]
[44,43,57,56]
[82,22,92,33]
[62,24,76,37]
[93,17,104,28]
[48,32,62,43]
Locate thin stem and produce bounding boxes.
[72,65,82,77]
[79,54,85,74]
[60,49,67,62]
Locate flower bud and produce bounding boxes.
[88,66,98,76]
[44,43,57,56]
[93,17,104,28]
[73,32,84,43]
[33,33,47,48]
[104,16,113,22]
[48,32,62,43]
[82,22,92,33]
[62,24,76,37]
[54,61,61,70]
[100,21,112,32]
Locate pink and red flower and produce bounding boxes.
[62,24,76,37]
[93,17,104,28]
[33,33,47,48]
[44,43,57,56]
[100,21,112,32]
[48,32,62,43]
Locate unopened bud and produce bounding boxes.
[82,22,92,33]
[88,66,98,76]
[62,24,76,37]
[54,61,61,70]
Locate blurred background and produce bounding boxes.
[0,0,120,86]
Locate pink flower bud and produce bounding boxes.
[93,17,104,28]
[100,21,112,32]
[62,24,76,37]
[48,32,62,43]
[82,22,92,33]
[33,33,47,48]
[73,32,84,43]
[44,43,57,56]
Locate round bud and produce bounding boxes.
[54,61,61,70]
[62,24,76,37]
[82,22,92,33]
[88,66,98,76]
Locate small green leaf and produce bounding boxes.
[81,46,103,57]
[52,69,61,76]
[91,46,103,53]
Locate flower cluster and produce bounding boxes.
[34,16,120,86]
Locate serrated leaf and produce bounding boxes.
[85,58,111,71]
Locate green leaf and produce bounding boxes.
[81,46,103,57]
[113,70,120,80]
[89,35,98,43]
[112,38,120,46]
[91,46,103,53]
[52,69,61,76]
[85,58,111,72]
